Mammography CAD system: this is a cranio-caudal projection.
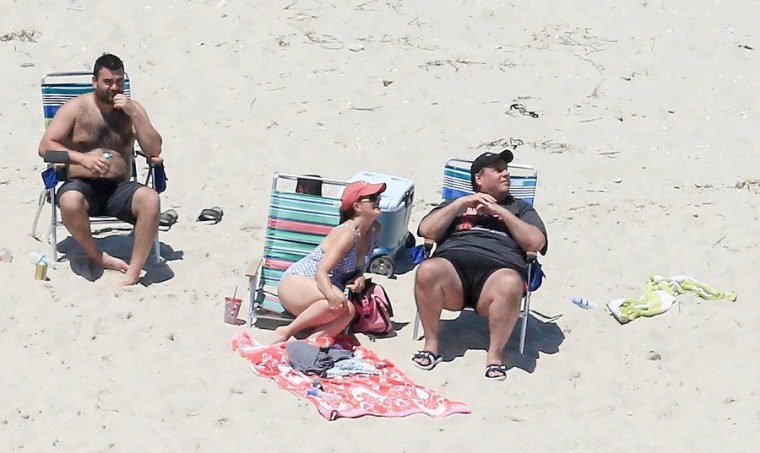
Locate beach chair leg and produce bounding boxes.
[152,235,162,264]
[519,293,531,354]
[50,189,58,269]
[412,311,421,340]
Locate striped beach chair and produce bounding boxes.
[32,71,165,267]
[246,173,346,326]
[413,157,541,354]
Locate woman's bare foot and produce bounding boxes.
[102,252,129,273]
[270,326,293,344]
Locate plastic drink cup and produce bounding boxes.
[224,297,243,324]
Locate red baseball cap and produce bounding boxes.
[341,180,386,211]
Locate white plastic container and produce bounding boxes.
[0,247,13,263]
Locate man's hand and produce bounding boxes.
[81,153,111,178]
[113,94,137,116]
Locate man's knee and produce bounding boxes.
[485,269,524,303]
[132,187,160,215]
[58,190,87,214]
[415,258,453,288]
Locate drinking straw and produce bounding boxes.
[232,286,238,299]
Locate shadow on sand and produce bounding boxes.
[57,233,183,286]
[427,309,564,373]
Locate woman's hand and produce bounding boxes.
[346,274,366,294]
[327,291,348,313]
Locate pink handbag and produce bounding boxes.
[350,282,394,335]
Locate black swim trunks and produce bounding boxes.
[57,178,145,224]
[434,248,524,309]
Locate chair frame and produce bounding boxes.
[412,158,540,354]
[36,71,163,268]
[246,172,348,327]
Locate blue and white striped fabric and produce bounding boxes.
[41,71,131,126]
[441,158,537,206]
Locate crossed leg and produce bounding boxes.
[59,190,130,273]
[272,275,356,344]
[59,185,159,287]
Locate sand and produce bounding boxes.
[1,1,759,451]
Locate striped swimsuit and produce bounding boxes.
[282,223,377,289]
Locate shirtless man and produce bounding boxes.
[38,53,162,286]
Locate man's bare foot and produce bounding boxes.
[118,270,142,287]
[102,253,129,273]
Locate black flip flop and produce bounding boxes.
[484,364,507,381]
[196,206,223,224]
[159,209,178,228]
[412,350,442,371]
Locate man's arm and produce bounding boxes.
[487,203,546,253]
[38,101,109,177]
[113,95,162,157]
[418,195,490,241]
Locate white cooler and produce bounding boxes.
[348,171,416,276]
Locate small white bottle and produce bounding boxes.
[0,247,13,263]
[571,296,596,309]
[29,252,50,265]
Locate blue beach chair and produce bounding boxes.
[31,71,166,267]
[412,158,542,354]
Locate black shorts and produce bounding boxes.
[434,248,525,309]
[57,178,144,224]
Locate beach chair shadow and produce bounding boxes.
[412,157,545,355]
[31,71,167,269]
[437,310,564,373]
[57,235,182,286]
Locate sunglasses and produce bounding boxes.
[359,193,381,203]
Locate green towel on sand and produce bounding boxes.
[608,275,737,324]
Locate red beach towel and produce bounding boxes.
[231,331,470,420]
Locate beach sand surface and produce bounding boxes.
[1,1,759,451]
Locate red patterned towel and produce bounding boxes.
[231,331,471,420]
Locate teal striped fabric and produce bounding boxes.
[254,190,341,315]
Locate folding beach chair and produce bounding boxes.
[246,173,346,326]
[412,158,542,354]
[31,71,166,268]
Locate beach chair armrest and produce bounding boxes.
[246,256,263,279]
[423,238,436,258]
[135,148,164,166]
[43,150,70,164]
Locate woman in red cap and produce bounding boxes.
[271,180,386,343]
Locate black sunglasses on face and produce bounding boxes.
[359,194,381,203]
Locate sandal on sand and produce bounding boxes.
[412,350,442,371]
[485,364,507,381]
[196,206,223,224]
[159,209,178,228]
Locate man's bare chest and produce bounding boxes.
[71,109,132,151]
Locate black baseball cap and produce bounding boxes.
[470,149,514,189]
